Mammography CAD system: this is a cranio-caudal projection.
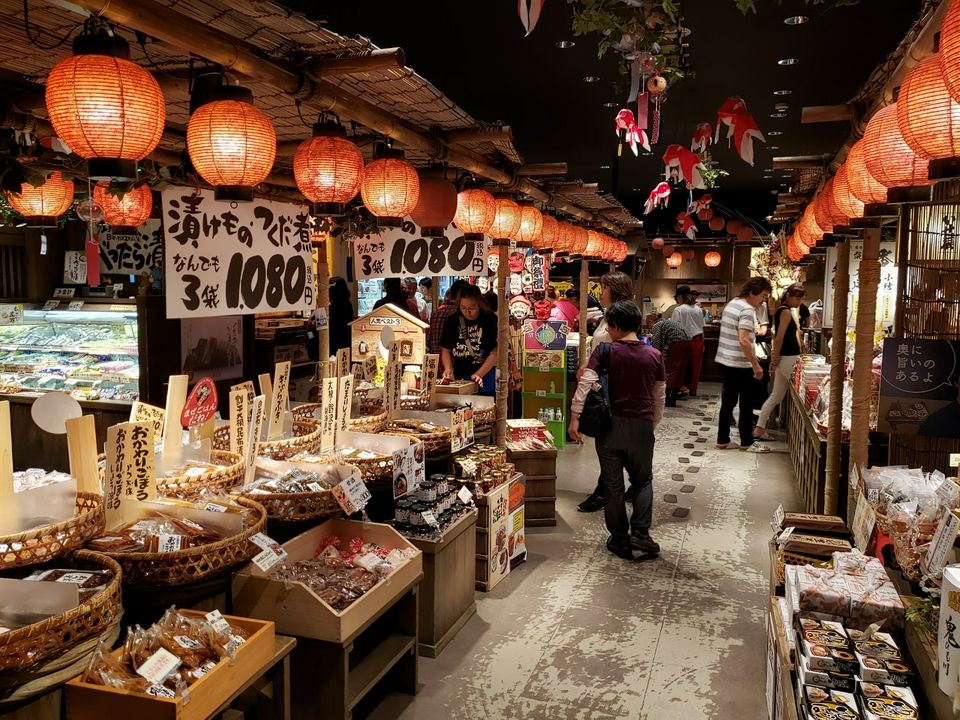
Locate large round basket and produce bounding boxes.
[98,496,267,587]
[354,388,384,416]
[0,550,122,702]
[97,450,246,502]
[213,418,321,461]
[473,405,496,429]
[382,422,451,456]
[237,463,358,523]
[291,403,387,434]
[0,492,105,571]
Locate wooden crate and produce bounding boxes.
[65,613,276,720]
[507,448,557,479]
[407,510,477,658]
[231,519,423,644]
[525,498,556,527]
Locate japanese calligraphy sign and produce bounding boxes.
[100,220,162,274]
[337,375,353,437]
[530,253,547,292]
[0,304,23,326]
[129,402,165,444]
[352,225,490,279]
[384,362,401,419]
[878,338,960,437]
[939,567,960,696]
[231,381,255,407]
[104,421,156,529]
[824,234,897,330]
[244,395,266,485]
[320,377,338,454]
[361,356,378,381]
[266,362,291,441]
[423,354,439,397]
[336,348,350,379]
[229,390,249,457]
[63,251,87,285]
[180,377,218,429]
[162,188,314,318]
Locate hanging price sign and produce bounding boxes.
[352,227,490,279]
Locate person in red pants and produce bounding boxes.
[650,317,691,406]
[672,286,705,396]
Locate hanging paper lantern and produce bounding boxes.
[516,204,544,246]
[585,230,605,257]
[726,219,742,234]
[846,139,888,205]
[453,188,496,237]
[552,221,572,254]
[568,224,589,255]
[93,182,152,230]
[410,174,457,237]
[814,177,847,231]
[6,172,74,228]
[187,86,277,202]
[360,148,420,225]
[293,122,364,217]
[666,252,683,268]
[798,206,826,247]
[941,0,960,103]
[708,216,725,232]
[704,250,722,267]
[681,248,695,262]
[736,226,753,243]
[45,27,165,181]
[795,234,811,255]
[651,237,665,250]
[662,244,675,257]
[786,236,802,263]
[697,207,714,221]
[488,197,521,239]
[832,163,864,220]
[861,103,930,188]
[897,54,960,160]
[538,213,559,251]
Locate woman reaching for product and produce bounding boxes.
[440,284,498,396]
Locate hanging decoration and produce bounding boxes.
[896,54,960,161]
[453,188,497,238]
[585,229,605,257]
[708,216,725,232]
[662,244,675,257]
[677,211,697,240]
[681,248,695,262]
[647,75,668,95]
[614,109,651,156]
[736,226,754,243]
[538,213,559,252]
[666,252,683,268]
[518,0,546,35]
[360,146,420,225]
[663,144,707,189]
[5,171,74,228]
[651,237,665,250]
[516,204,544,246]
[704,250,722,268]
[293,121,364,217]
[938,0,960,106]
[845,139,888,205]
[861,103,930,188]
[690,193,712,215]
[691,123,713,153]
[715,97,765,167]
[93,182,152,230]
[831,163,864,220]
[726,219,742,235]
[410,173,458,237]
[798,206,826,248]
[489,196,522,239]
[643,181,671,214]
[814,177,846,231]
[568,224,589,256]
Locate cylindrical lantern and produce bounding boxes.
[553,221,573,254]
[651,237,665,250]
[681,248,695,262]
[832,163,864,220]
[360,147,420,226]
[666,252,683,268]
[846,139,888,205]
[538,214,559,251]
[6,172,74,228]
[45,27,165,181]
[814,177,846,231]
[798,206,826,247]
[726,219,742,234]
[941,0,960,104]
[704,250,722,267]
[453,188,496,238]
[898,54,960,160]
[697,207,714,221]
[795,234,811,255]
[93,182,152,231]
[708,216,725,232]
[489,196,521,239]
[861,103,930,188]
[187,86,277,202]
[662,244,675,257]
[410,173,457,237]
[585,229,605,257]
[516,204,543,246]
[736,226,753,243]
[568,224,589,255]
[786,236,802,263]
[293,122,364,217]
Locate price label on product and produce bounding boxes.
[320,377,338,454]
[331,472,371,515]
[42,300,59,311]
[0,304,23,326]
[922,506,960,577]
[458,486,473,505]
[104,422,156,529]
[249,532,287,572]
[203,502,229,513]
[130,401,166,443]
[535,389,546,398]
[67,300,84,311]
[951,453,960,469]
[937,477,960,510]
[539,365,549,373]
[137,648,181,685]
[205,609,231,635]
[355,552,382,572]
[775,526,794,548]
[772,504,785,532]
[352,230,490,279]
[851,491,877,551]
[422,511,439,527]
[52,287,75,299]
[145,685,176,698]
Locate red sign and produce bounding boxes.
[180,377,218,428]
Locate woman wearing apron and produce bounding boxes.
[440,284,498,396]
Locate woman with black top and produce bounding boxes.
[440,284,498,396]
[754,283,806,442]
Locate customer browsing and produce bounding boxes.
[754,283,806,446]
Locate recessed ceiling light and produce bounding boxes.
[774,89,792,96]
[583,75,600,83]
[556,40,575,49]
[600,165,611,169]
[763,175,774,179]
[784,15,809,25]
[774,103,790,112]
[769,145,781,150]
[603,101,618,108]
[770,112,788,118]
[778,58,799,66]
[769,131,784,136]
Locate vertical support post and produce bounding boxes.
[495,240,510,447]
[824,240,849,516]
[578,259,590,367]
[893,206,910,337]
[316,238,330,362]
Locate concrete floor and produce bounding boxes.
[370,385,802,720]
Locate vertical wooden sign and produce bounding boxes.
[423,354,440,399]
[336,347,350,378]
[0,401,12,497]
[320,377,338,453]
[130,401,165,444]
[257,372,273,416]
[231,380,255,406]
[244,395,266,485]
[388,341,401,365]
[337,375,353,437]
[66,415,100,494]
[267,361,291,440]
[162,375,189,459]
[384,362,402,419]
[361,356,378,381]
[229,390,249,457]
[104,421,156,529]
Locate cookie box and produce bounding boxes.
[796,652,856,693]
[795,614,858,674]
[855,681,919,720]
[797,681,862,720]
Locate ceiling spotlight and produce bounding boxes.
[769,145,781,150]
[774,103,790,112]
[583,75,600,83]
[603,101,618,108]
[778,58,799,66]
[769,131,784,136]
[770,112,788,118]
[774,89,792,96]
[556,40,575,49]
[784,15,809,25]
[763,174,774,179]
[600,164,611,169]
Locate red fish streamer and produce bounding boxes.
[615,109,651,156]
[715,97,766,166]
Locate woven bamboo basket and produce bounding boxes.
[96,450,246,502]
[291,403,388,433]
[213,418,322,461]
[774,550,832,587]
[0,493,105,571]
[473,405,495,429]
[0,550,122,677]
[382,422,451,455]
[400,393,428,411]
[890,518,937,582]
[98,497,267,587]
[354,388,384,416]
[238,463,359,522]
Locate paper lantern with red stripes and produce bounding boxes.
[897,54,960,160]
[453,189,496,237]
[941,0,960,105]
[516,205,543,246]
[568,225,589,255]
[726,219,742,235]
[94,182,152,231]
[410,174,457,237]
[651,237,665,250]
[832,163,864,220]
[814,177,849,231]
[488,197,521,240]
[861,103,930,188]
[798,206,826,248]
[294,122,364,217]
[537,214,559,251]
[585,230,605,257]
[361,148,420,225]
[846,139,888,205]
[6,172,74,228]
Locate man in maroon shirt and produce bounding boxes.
[569,300,666,560]
[427,280,468,354]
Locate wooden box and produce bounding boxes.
[407,510,477,657]
[507,447,557,479]
[525,498,556,527]
[65,612,276,720]
[231,519,423,644]
[434,380,477,395]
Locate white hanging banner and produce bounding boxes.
[352,225,490,279]
[823,235,897,330]
[162,188,315,318]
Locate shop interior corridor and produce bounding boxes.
[371,384,803,720]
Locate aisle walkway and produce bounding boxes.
[372,385,801,720]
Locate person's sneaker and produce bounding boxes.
[577,494,604,513]
[606,538,635,560]
[630,535,661,555]
[742,443,771,454]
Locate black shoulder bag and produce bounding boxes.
[578,342,612,438]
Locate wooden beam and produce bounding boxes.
[303,48,406,78]
[517,163,568,177]
[550,183,599,196]
[801,104,854,124]
[445,126,514,144]
[772,155,831,170]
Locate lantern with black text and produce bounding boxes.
[410,174,457,237]
[6,172,74,228]
[361,147,420,225]
[516,204,543,246]
[453,188,496,239]
[94,182,152,232]
[293,122,364,217]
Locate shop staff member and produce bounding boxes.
[440,284,498,396]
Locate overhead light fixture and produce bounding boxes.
[763,174,774,179]
[770,112,788,118]
[778,58,799,66]
[556,40,575,49]
[774,103,790,112]
[602,101,618,108]
[774,89,792,96]
[600,164,611,169]
[769,145,781,150]
[583,75,600,83]
[769,131,784,136]
[784,15,809,25]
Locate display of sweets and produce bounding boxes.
[161,459,227,479]
[453,445,514,494]
[393,473,473,538]
[247,463,342,494]
[22,567,114,602]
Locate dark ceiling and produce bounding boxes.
[296,0,922,235]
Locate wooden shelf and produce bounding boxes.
[346,633,416,711]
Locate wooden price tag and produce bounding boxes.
[384,362,401,419]
[162,375,189,460]
[361,356,378,381]
[331,472,371,515]
[0,402,12,497]
[320,377,338,454]
[388,341,401,365]
[337,375,353,437]
[65,415,100,495]
[231,380,255,407]
[336,347,350,378]
[244,396,266,486]
[423,354,439,398]
[266,361,291,441]
[130,401,165,444]
[229,390,249,456]
[104,421,156,529]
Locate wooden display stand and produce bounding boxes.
[786,386,849,517]
[767,596,799,720]
[407,510,478,658]
[507,447,556,527]
[475,476,521,592]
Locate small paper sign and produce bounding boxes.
[205,609,231,635]
[458,486,473,504]
[266,362,291,440]
[361,356,378,381]
[772,504,785,532]
[67,300,84,311]
[951,453,960,469]
[392,444,424,499]
[137,648,181,686]
[337,375,353,437]
[355,552,381,572]
[384,362,401,419]
[42,300,59,311]
[851,491,877,551]
[231,380,255,406]
[535,389,545,398]
[539,365,549,373]
[52,287,75,299]
[922,507,960,577]
[320,377,338,453]
[104,421,156,529]
[229,390,249,457]
[249,532,287,572]
[937,477,960,510]
[130,402,165,443]
[180,377,218,428]
[336,348,350,378]
[332,472,371,515]
[776,526,795,548]
[450,406,474,453]
[422,510,439,527]
[314,307,328,331]
[423,354,439,397]
[244,395,266,485]
[0,304,23,326]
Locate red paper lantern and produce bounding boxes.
[585,229,605,257]
[726,219,742,235]
[538,214,559,251]
[489,197,521,239]
[708,216,725,232]
[814,177,848,231]
[846,139,888,205]
[553,222,572,254]
[861,103,930,188]
[651,237,665,250]
[93,182,152,230]
[786,236,802,263]
[798,206,826,247]
[704,250,722,267]
[568,225,589,255]
[6,172,74,227]
[941,0,960,104]
[516,205,543,246]
[666,252,683,268]
[187,87,277,202]
[361,149,420,225]
[662,245,675,257]
[697,207,714,221]
[681,248,695,262]
[410,174,457,237]
[736,226,754,243]
[45,29,165,181]
[453,189,496,237]
[832,163,864,220]
[293,122,364,217]
[795,234,811,255]
[898,54,960,160]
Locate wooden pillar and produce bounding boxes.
[893,206,910,337]
[848,227,880,516]
[494,240,510,447]
[824,240,849,517]
[578,259,590,367]
[316,239,330,362]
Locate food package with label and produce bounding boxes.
[796,651,856,692]
[22,567,113,602]
[782,512,849,537]
[849,630,914,686]
[856,680,919,720]
[797,681,862,720]
[795,614,857,674]
[794,560,903,630]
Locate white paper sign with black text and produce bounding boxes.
[352,225,490,279]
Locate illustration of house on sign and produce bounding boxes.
[350,304,429,365]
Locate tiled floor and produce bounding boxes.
[370,385,802,720]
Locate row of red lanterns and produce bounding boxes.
[654,240,723,269]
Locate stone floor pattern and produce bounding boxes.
[370,384,802,720]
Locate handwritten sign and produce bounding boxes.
[104,421,156,529]
[130,402,165,443]
[423,354,439,397]
[361,356,378,381]
[923,507,960,578]
[42,300,59,311]
[100,220,162,274]
[162,188,314,318]
[266,362,291,441]
[180,377,218,429]
[244,395,266,485]
[229,390,249,457]
[0,304,23,326]
[63,250,87,284]
[320,377,338,453]
[384,362,401,419]
[52,287,75,299]
[336,348,350,378]
[331,472,371,515]
[851,490,877,551]
[337,375,353,437]
[388,341,401,365]
[231,381,255,407]
[824,235,897,330]
[352,227,489,279]
[67,300,84,311]
[878,338,960,437]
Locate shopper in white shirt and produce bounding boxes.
[672,286,705,397]
[404,277,429,322]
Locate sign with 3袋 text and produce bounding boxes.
[162,188,314,318]
[352,225,490,279]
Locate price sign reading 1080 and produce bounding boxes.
[357,235,486,278]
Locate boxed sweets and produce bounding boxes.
[796,651,856,693]
[797,682,862,720]
[856,680,919,720]
[795,614,858,674]
[848,629,913,685]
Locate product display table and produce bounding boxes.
[506,448,556,527]
[785,385,849,517]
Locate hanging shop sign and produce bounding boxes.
[824,234,897,330]
[530,252,547,292]
[99,220,163,274]
[352,224,490,279]
[878,338,960,438]
[162,188,314,319]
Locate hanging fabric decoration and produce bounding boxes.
[518,0,545,35]
[715,97,766,166]
[677,212,697,240]
[691,123,713,153]
[636,92,649,129]
[614,109,651,156]
[689,193,712,215]
[643,181,671,215]
[663,144,707,189]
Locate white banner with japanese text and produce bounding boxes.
[824,232,897,330]
[99,220,163,275]
[352,224,489,279]
[162,188,314,318]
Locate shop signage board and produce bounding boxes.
[180,377,218,429]
[352,225,490,279]
[823,233,897,330]
[63,251,87,284]
[244,396,266,485]
[99,220,163,274]
[522,320,569,350]
[878,338,960,438]
[162,188,314,318]
[104,421,156,529]
[485,481,512,591]
[530,253,547,292]
[129,402,165,443]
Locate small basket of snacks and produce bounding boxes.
[213,417,322,461]
[238,459,358,523]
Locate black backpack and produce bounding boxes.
[578,343,611,438]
